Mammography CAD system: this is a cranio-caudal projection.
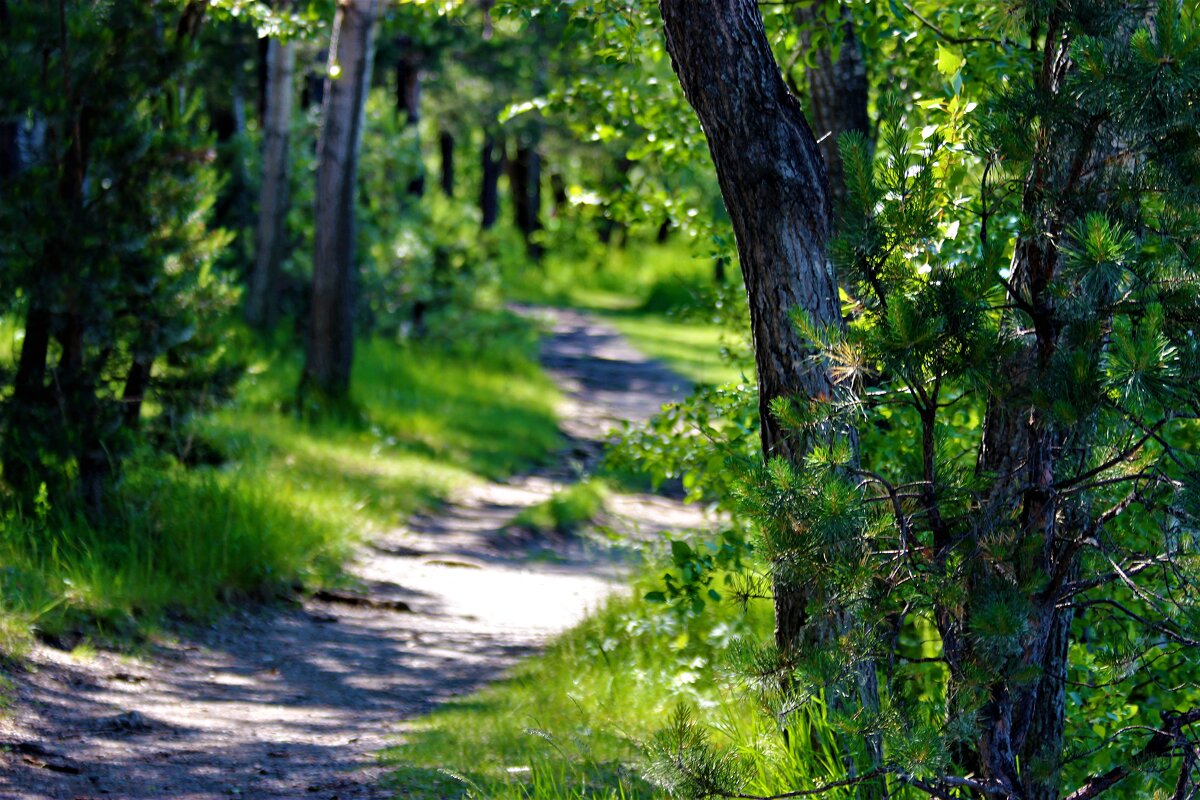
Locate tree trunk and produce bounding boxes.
[439,129,454,197]
[955,20,1095,798]
[3,304,52,496]
[509,142,542,259]
[480,132,503,230]
[395,48,424,196]
[658,0,838,513]
[0,0,15,183]
[480,0,494,40]
[659,0,881,775]
[121,355,153,430]
[794,3,870,209]
[549,171,567,217]
[302,0,376,401]
[246,28,296,331]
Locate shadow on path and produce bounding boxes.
[0,308,712,800]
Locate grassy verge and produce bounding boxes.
[381,575,786,800]
[599,310,746,387]
[0,309,561,654]
[507,240,749,386]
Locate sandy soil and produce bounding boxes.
[0,308,709,800]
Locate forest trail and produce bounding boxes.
[1,308,710,800]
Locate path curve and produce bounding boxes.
[0,308,708,800]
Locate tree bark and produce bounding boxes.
[794,3,870,209]
[395,46,424,196]
[246,26,296,331]
[480,132,504,230]
[509,141,542,259]
[303,0,376,400]
[0,0,15,183]
[658,0,838,504]
[439,129,454,197]
[659,0,881,776]
[549,171,567,218]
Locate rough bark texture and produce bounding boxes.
[480,132,503,230]
[950,18,1090,799]
[795,3,870,209]
[246,29,296,331]
[661,0,846,655]
[659,1,882,779]
[439,129,454,197]
[303,0,376,399]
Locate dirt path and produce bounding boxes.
[0,308,709,800]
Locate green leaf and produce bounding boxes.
[936,44,964,77]
[644,591,667,603]
[671,539,693,564]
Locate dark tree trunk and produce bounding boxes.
[302,49,326,110]
[395,48,424,196]
[246,27,296,331]
[439,129,454,197]
[549,171,567,217]
[480,0,494,40]
[656,218,671,244]
[3,304,52,495]
[256,34,270,124]
[0,0,13,183]
[303,0,376,400]
[0,122,16,183]
[952,19,1105,798]
[658,0,838,497]
[509,142,542,259]
[121,356,153,430]
[794,4,870,209]
[659,0,880,772]
[480,132,504,230]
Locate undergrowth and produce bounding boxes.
[0,309,561,654]
[380,573,845,799]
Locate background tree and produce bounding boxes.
[246,2,298,331]
[302,0,377,402]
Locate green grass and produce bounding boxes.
[0,309,562,652]
[380,571,854,799]
[509,479,609,537]
[600,311,747,387]
[507,240,751,386]
[380,575,778,799]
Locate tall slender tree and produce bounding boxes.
[302,0,377,401]
[480,130,504,230]
[246,12,296,331]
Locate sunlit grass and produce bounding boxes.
[381,577,777,799]
[600,311,747,387]
[0,310,562,650]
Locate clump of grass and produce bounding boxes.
[0,309,562,652]
[510,480,609,538]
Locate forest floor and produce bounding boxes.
[0,308,711,800]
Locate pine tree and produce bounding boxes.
[0,1,238,515]
[651,1,1200,798]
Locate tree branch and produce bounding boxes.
[1064,708,1200,800]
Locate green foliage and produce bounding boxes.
[381,572,776,800]
[0,1,242,512]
